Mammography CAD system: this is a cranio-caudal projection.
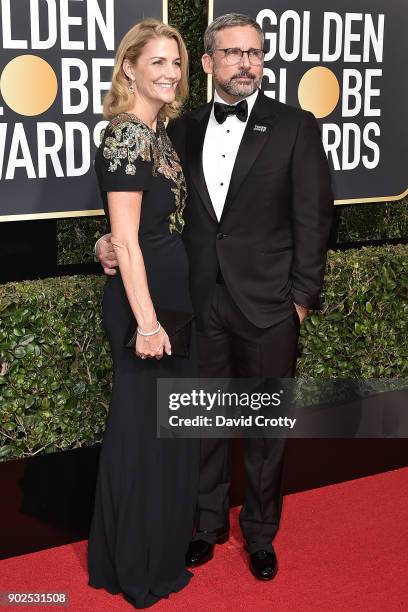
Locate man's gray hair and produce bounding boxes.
[204,13,264,55]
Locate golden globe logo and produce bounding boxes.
[0,0,115,180]
[258,10,384,171]
[1,55,58,116]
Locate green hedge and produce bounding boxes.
[0,277,111,461]
[299,245,407,377]
[57,217,106,265]
[337,198,408,243]
[1,245,407,461]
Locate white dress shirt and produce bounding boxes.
[202,89,259,221]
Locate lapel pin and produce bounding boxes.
[254,124,267,133]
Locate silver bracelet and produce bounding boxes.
[137,321,161,337]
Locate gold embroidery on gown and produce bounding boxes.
[101,113,187,234]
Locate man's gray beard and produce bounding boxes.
[216,76,260,100]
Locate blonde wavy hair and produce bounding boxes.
[103,19,189,121]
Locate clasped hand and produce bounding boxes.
[136,327,172,360]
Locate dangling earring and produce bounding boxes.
[128,80,135,93]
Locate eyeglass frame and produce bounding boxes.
[214,47,265,66]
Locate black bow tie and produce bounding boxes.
[213,98,248,124]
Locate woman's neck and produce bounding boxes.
[128,99,163,131]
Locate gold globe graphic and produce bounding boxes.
[0,55,58,116]
[298,67,340,118]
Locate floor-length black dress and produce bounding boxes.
[87,113,199,608]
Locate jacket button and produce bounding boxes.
[216,233,224,240]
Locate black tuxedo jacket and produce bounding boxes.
[167,91,334,331]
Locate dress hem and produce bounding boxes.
[88,569,193,609]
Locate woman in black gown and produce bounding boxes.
[87,19,199,608]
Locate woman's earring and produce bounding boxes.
[128,80,135,93]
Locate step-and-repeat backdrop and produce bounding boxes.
[0,0,165,220]
[210,1,408,204]
[1,2,407,218]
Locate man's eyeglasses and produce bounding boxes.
[215,48,265,66]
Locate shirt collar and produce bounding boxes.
[212,88,259,122]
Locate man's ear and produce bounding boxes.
[201,53,214,76]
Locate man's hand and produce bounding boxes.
[96,233,118,276]
[294,303,308,324]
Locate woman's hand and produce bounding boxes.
[135,326,172,360]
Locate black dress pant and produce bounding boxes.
[194,283,300,553]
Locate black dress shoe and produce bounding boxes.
[185,527,229,567]
[185,539,214,567]
[248,549,278,581]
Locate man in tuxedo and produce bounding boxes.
[96,13,333,581]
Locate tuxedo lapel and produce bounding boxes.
[187,104,218,223]
[220,93,279,223]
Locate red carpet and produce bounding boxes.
[1,468,407,611]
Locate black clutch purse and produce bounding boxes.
[125,308,194,358]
